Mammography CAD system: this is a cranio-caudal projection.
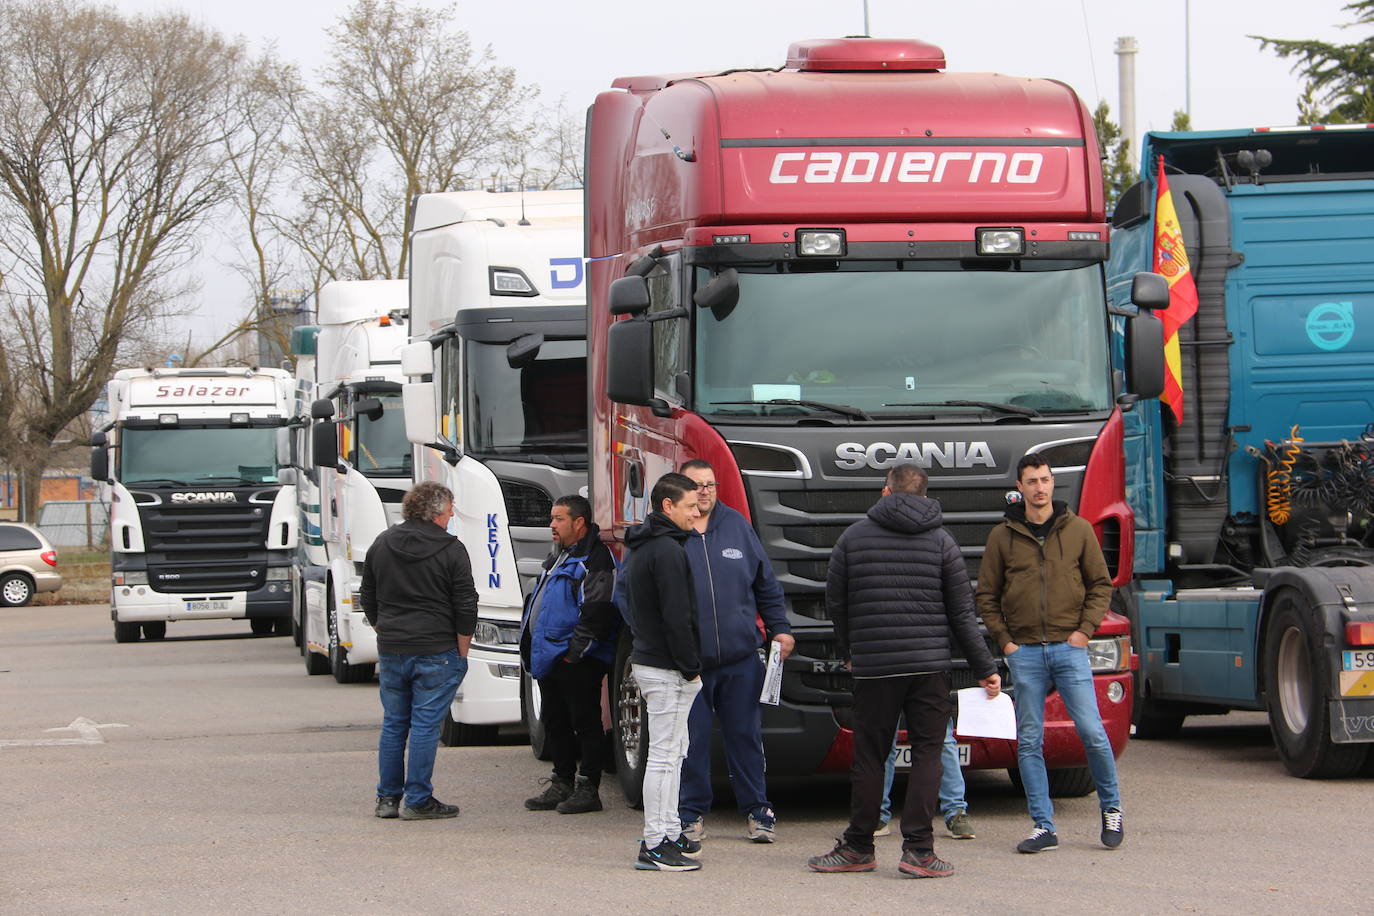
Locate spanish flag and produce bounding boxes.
[1152,155,1199,423]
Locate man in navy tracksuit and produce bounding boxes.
[677,459,794,844]
[519,494,619,815]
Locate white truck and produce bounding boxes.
[401,189,587,744]
[293,280,410,683]
[92,367,297,642]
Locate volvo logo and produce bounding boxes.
[170,491,239,504]
[835,441,996,471]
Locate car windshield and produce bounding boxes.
[694,261,1112,419]
[350,393,410,478]
[119,427,279,485]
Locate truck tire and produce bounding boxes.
[250,617,275,636]
[327,590,374,684]
[611,631,647,809]
[113,620,142,643]
[1007,766,1096,798]
[1132,682,1185,740]
[522,670,553,761]
[141,621,167,640]
[304,641,330,676]
[440,708,499,746]
[1263,588,1370,778]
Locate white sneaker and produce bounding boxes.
[681,817,706,842]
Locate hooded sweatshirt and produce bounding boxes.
[685,502,790,669]
[619,511,701,679]
[975,499,1112,649]
[826,491,996,680]
[361,518,479,655]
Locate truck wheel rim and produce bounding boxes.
[1276,625,1311,734]
[618,658,642,766]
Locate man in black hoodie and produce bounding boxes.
[808,463,1000,879]
[361,481,478,821]
[619,472,704,872]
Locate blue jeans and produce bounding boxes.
[880,719,965,823]
[377,650,466,809]
[1005,641,1120,831]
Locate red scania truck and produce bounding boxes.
[588,38,1166,798]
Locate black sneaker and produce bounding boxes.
[555,777,603,814]
[807,840,877,873]
[1016,827,1059,854]
[672,833,702,857]
[635,839,702,871]
[374,794,401,819]
[898,849,954,878]
[524,775,573,811]
[399,796,459,820]
[1101,808,1124,849]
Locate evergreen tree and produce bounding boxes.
[1253,2,1374,123]
[1092,101,1137,211]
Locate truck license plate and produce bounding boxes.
[894,743,971,769]
[186,600,230,612]
[1343,650,1374,671]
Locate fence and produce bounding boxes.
[36,500,110,550]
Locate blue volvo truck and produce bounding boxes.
[1107,126,1374,778]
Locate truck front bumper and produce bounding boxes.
[448,647,522,726]
[111,582,293,623]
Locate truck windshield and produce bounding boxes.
[465,339,587,464]
[694,262,1112,418]
[119,427,279,485]
[351,393,410,478]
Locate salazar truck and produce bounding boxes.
[1107,125,1374,777]
[400,189,588,745]
[588,37,1167,800]
[93,367,298,642]
[293,279,410,683]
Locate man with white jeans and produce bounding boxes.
[619,472,705,871]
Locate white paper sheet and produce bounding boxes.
[758,640,783,706]
[954,687,1017,740]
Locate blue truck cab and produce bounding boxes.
[1106,126,1374,778]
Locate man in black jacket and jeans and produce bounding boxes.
[808,464,1000,878]
[361,481,478,821]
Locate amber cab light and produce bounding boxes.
[1347,621,1374,646]
[41,550,57,567]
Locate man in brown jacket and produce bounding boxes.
[975,454,1122,855]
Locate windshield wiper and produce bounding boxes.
[710,399,871,420]
[191,475,262,486]
[123,477,189,487]
[883,400,1041,418]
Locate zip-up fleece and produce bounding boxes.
[361,518,479,655]
[975,500,1113,649]
[620,512,701,679]
[519,523,619,679]
[686,503,790,669]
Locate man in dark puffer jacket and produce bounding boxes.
[807,464,1000,879]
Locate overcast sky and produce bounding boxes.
[111,0,1357,343]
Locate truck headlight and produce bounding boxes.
[472,618,521,651]
[113,571,148,586]
[266,567,292,581]
[1086,636,1130,673]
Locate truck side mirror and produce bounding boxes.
[400,340,435,378]
[276,467,298,487]
[311,420,339,470]
[90,446,109,483]
[402,382,460,463]
[355,397,384,422]
[693,268,739,319]
[609,275,651,316]
[1131,272,1170,311]
[310,398,335,420]
[507,332,544,368]
[1126,312,1166,401]
[607,316,654,405]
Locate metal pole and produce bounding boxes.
[863,0,870,36]
[1116,37,1138,144]
[1185,0,1192,117]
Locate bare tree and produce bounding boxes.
[0,0,246,519]
[274,0,539,281]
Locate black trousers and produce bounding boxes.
[539,656,609,783]
[843,672,952,855]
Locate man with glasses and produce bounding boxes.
[676,459,794,845]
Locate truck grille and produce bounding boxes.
[498,478,553,527]
[137,500,272,593]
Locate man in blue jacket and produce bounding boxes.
[677,459,794,844]
[520,494,618,815]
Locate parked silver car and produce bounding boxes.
[0,522,63,606]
